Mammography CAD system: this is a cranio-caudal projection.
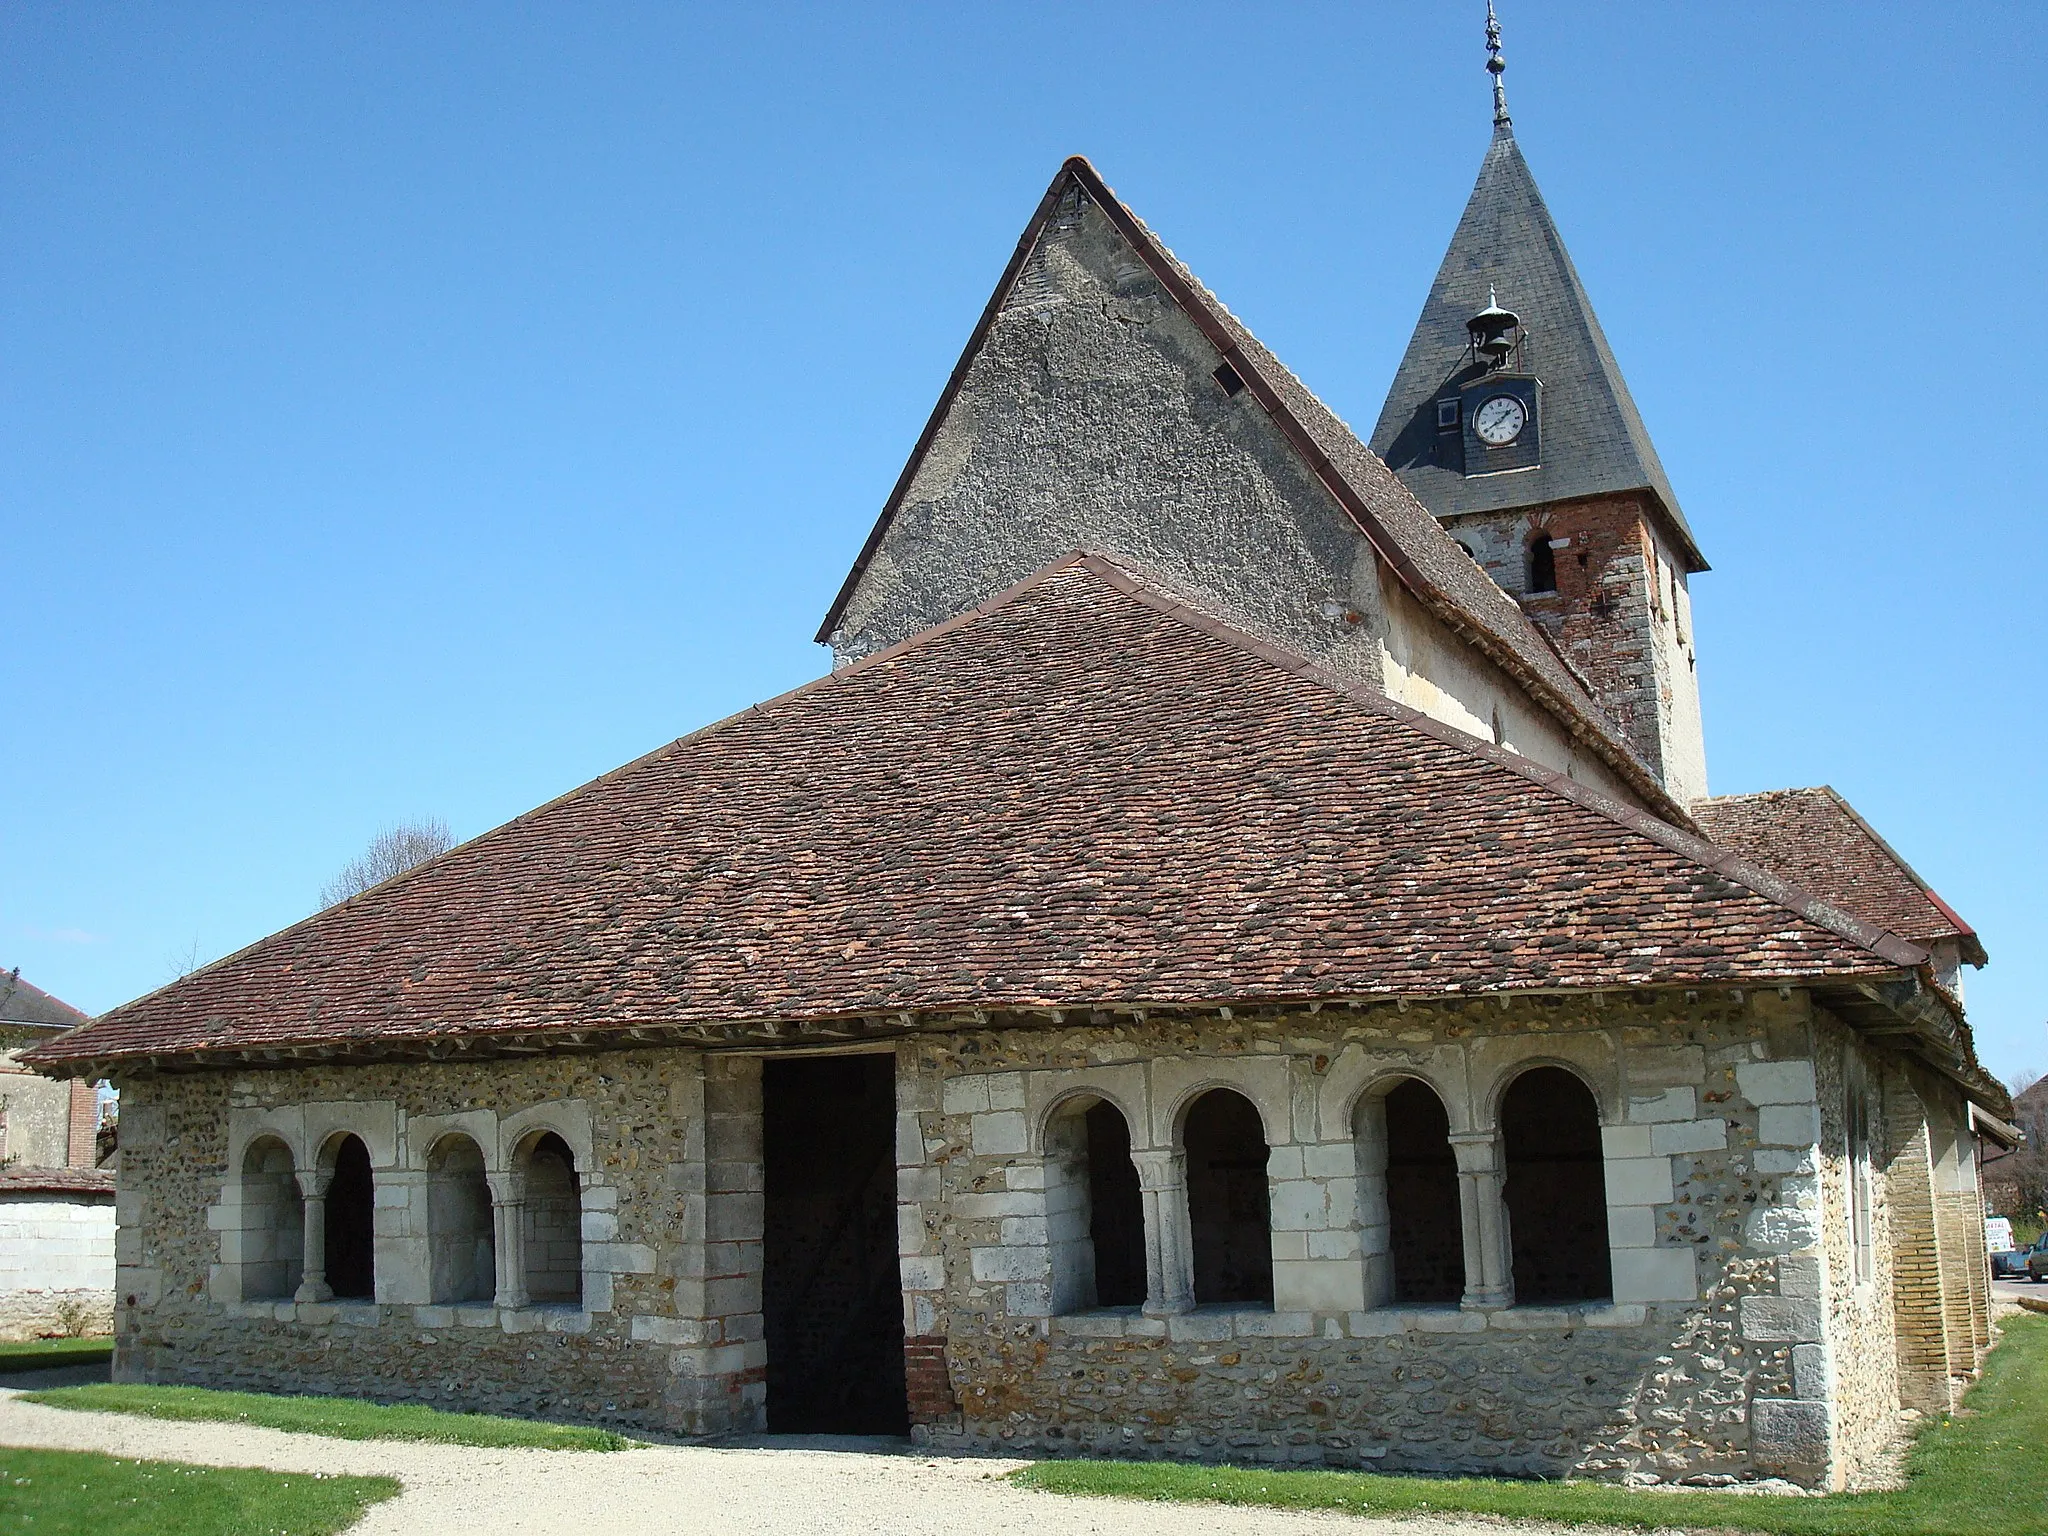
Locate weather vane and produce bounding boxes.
[1486,1,1510,129]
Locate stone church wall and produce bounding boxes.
[897,990,1891,1486]
[105,987,1971,1486]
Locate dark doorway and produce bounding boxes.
[1384,1079,1464,1304]
[1183,1089,1273,1307]
[1501,1067,1612,1303]
[762,1054,907,1434]
[326,1135,376,1300]
[1085,1101,1145,1307]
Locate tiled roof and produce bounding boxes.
[1371,126,1704,570]
[815,157,1691,827]
[30,557,1921,1073]
[1694,788,1985,967]
[0,972,89,1030]
[0,1166,114,1196]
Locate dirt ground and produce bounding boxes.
[0,1389,1602,1536]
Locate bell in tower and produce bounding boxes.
[1456,287,1541,475]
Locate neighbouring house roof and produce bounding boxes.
[0,972,90,1031]
[30,556,1979,1097]
[815,156,1692,828]
[0,1165,115,1196]
[1694,787,1986,968]
[1370,125,1705,571]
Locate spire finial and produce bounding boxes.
[1485,1,1511,130]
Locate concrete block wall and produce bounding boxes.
[0,1192,116,1342]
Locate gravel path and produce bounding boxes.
[0,1390,1590,1536]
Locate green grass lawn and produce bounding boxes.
[0,1339,112,1375]
[19,1384,638,1452]
[0,1447,397,1536]
[1015,1313,2048,1536]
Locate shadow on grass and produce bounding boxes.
[0,1337,113,1374]
[20,1383,640,1452]
[1013,1314,2048,1536]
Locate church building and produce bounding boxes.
[27,17,2010,1490]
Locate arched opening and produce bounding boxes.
[1500,1067,1611,1303]
[238,1135,303,1300]
[1183,1088,1272,1307]
[519,1131,583,1306]
[426,1134,497,1304]
[1527,533,1557,594]
[1042,1096,1144,1312]
[323,1134,377,1301]
[1384,1080,1463,1303]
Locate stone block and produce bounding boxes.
[1626,1087,1697,1123]
[952,1191,1040,1220]
[1054,1311,1127,1338]
[1302,1141,1355,1179]
[1580,1303,1648,1328]
[1411,1308,1486,1333]
[971,1112,1027,1156]
[1777,1254,1822,1298]
[897,1206,926,1256]
[985,1073,1026,1111]
[1307,1228,1362,1261]
[1269,1179,1328,1231]
[1272,1259,1364,1315]
[1607,1205,1658,1249]
[941,1077,991,1115]
[1000,1216,1048,1246]
[1759,1105,1820,1148]
[897,1166,940,1202]
[1754,1148,1815,1175]
[1746,1203,1821,1251]
[1489,1307,1572,1330]
[544,1308,591,1334]
[704,1193,764,1243]
[500,1308,543,1335]
[1751,1398,1831,1473]
[582,1185,618,1211]
[632,1315,706,1345]
[1600,1124,1652,1158]
[1236,1311,1315,1338]
[1604,1157,1675,1206]
[1003,1163,1046,1191]
[1629,1045,1705,1087]
[453,1305,498,1329]
[412,1304,455,1329]
[1611,1246,1697,1303]
[1006,1282,1052,1317]
[1166,1311,1236,1343]
[899,1255,945,1292]
[1792,1343,1829,1399]
[1736,1061,1817,1106]
[702,1274,759,1318]
[970,1244,1048,1283]
[1347,1309,1410,1337]
[896,1112,926,1167]
[1741,1296,1822,1343]
[580,1210,619,1242]
[1652,1119,1729,1155]
[1265,1145,1305,1180]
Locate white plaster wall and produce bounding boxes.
[0,1194,115,1293]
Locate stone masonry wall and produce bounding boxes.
[110,1048,759,1437]
[896,990,1902,1487]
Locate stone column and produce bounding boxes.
[490,1171,529,1311]
[1449,1132,1513,1309]
[293,1166,334,1304]
[1132,1149,1194,1316]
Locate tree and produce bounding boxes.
[320,819,455,909]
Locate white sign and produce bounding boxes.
[1986,1216,2015,1253]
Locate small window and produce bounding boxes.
[1212,361,1245,397]
[1527,534,1557,594]
[1436,398,1461,430]
[1846,1086,1875,1284]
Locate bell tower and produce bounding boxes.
[1370,5,1709,806]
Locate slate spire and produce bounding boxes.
[1369,20,1705,570]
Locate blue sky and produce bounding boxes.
[4,5,2042,1079]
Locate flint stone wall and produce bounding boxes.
[900,989,1888,1487]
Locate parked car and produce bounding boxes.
[1994,1236,2048,1279]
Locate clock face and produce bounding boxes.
[1472,394,1527,446]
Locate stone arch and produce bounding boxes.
[511,1127,583,1306]
[1041,1092,1145,1312]
[236,1134,304,1301]
[1035,1082,1146,1155]
[315,1130,377,1301]
[1475,1050,1618,1132]
[1499,1065,1612,1303]
[1179,1087,1273,1307]
[1162,1073,1286,1150]
[425,1132,497,1305]
[1352,1074,1462,1307]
